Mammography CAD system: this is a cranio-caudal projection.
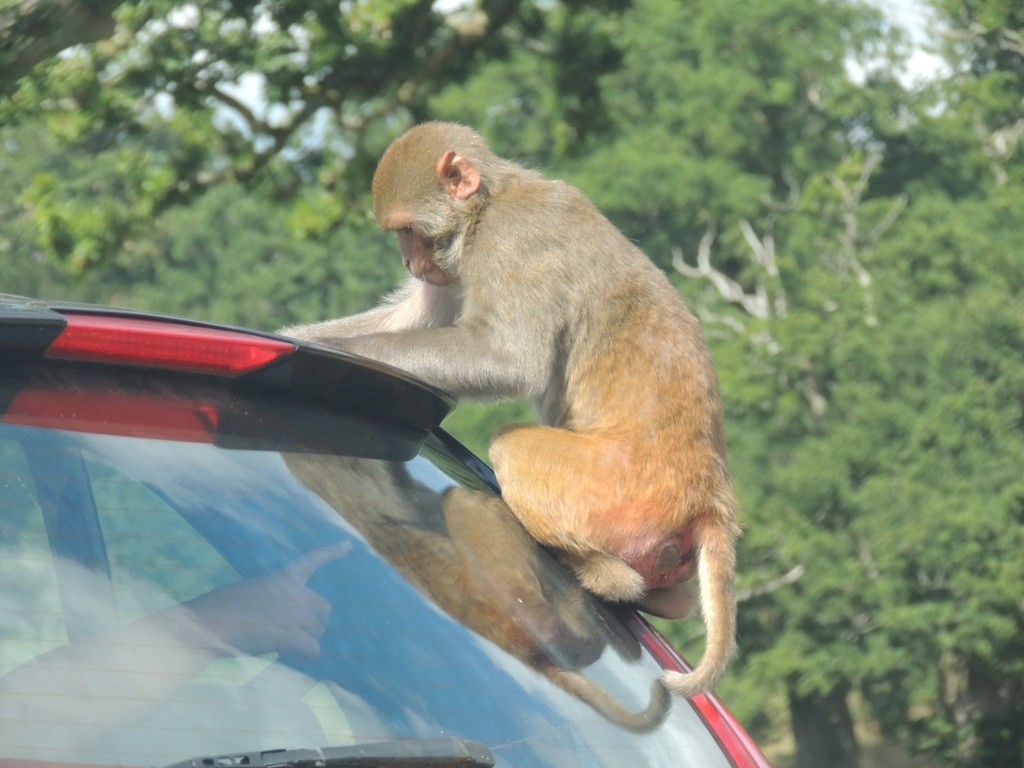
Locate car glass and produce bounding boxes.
[0,375,731,768]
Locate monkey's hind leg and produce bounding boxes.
[490,423,648,603]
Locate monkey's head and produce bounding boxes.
[372,122,497,286]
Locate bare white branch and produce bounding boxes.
[672,228,774,320]
[695,306,748,336]
[998,27,1024,57]
[736,564,806,602]
[738,220,776,277]
[823,149,909,327]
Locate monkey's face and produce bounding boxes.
[397,226,453,286]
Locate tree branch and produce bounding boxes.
[736,564,806,603]
[997,27,1024,58]
[672,220,789,325]
[0,0,124,96]
[673,229,772,320]
[209,84,262,136]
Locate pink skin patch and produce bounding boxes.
[624,528,697,590]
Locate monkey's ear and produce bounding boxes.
[436,150,480,201]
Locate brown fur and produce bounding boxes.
[280,122,741,696]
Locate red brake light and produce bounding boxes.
[3,387,219,442]
[46,313,295,375]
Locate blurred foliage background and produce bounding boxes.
[1,1,1022,766]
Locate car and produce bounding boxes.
[0,293,771,768]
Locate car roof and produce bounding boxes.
[0,292,455,434]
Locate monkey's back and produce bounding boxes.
[502,180,733,534]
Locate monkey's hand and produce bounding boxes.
[278,281,463,342]
[279,311,398,343]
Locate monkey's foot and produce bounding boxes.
[569,552,646,602]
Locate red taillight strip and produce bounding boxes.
[3,387,220,442]
[0,760,117,768]
[688,692,774,768]
[626,613,773,768]
[46,313,295,375]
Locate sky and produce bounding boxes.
[868,0,950,86]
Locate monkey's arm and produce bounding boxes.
[281,273,555,398]
[337,321,549,400]
[278,280,462,341]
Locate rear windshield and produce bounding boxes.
[0,363,731,768]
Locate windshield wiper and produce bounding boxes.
[159,737,495,767]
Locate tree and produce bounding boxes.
[1,0,590,272]
[0,0,122,95]
[5,0,1022,764]
[430,3,919,765]
[680,117,1024,768]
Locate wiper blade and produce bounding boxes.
[159,737,494,767]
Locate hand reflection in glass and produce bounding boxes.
[0,541,351,752]
[184,540,351,659]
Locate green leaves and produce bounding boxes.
[2,0,543,268]
[2,0,1024,762]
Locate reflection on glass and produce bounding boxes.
[0,425,726,767]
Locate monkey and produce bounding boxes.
[279,121,741,698]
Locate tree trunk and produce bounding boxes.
[940,649,1023,768]
[789,682,860,768]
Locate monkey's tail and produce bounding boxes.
[660,515,737,698]
[546,667,671,733]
